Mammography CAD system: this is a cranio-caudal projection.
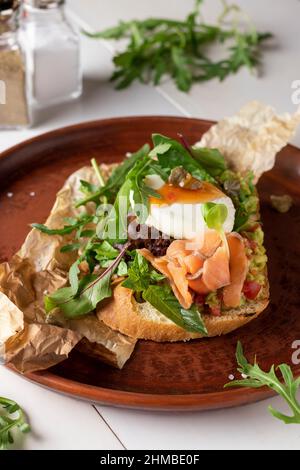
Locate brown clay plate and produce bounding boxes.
[1,116,300,411]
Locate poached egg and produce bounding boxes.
[144,175,235,240]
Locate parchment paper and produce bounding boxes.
[0,167,136,373]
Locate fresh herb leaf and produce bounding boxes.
[94,241,119,263]
[122,251,164,292]
[149,142,172,157]
[45,242,130,318]
[85,0,271,93]
[0,397,30,450]
[117,259,128,276]
[79,179,98,195]
[32,214,94,236]
[191,147,227,176]
[143,284,208,335]
[202,202,228,231]
[77,229,95,239]
[152,134,215,183]
[76,144,150,207]
[225,342,300,424]
[69,260,81,295]
[60,242,81,253]
[98,153,164,241]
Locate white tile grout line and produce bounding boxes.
[92,405,127,450]
[66,7,116,55]
[155,86,192,118]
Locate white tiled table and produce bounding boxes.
[1,0,300,450]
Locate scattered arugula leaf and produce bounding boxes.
[225,342,300,424]
[85,0,271,92]
[143,284,208,335]
[0,397,30,450]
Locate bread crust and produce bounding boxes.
[97,283,269,342]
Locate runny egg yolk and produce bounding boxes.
[149,182,225,205]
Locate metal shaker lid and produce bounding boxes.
[23,0,64,8]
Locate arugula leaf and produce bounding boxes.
[149,142,172,157]
[60,242,81,253]
[202,202,228,231]
[85,0,271,93]
[98,153,164,242]
[152,134,216,183]
[94,241,119,263]
[0,397,30,450]
[143,285,208,335]
[76,144,150,207]
[225,342,300,424]
[45,242,130,318]
[122,251,164,293]
[79,179,98,196]
[191,147,227,176]
[117,259,128,276]
[32,214,93,236]
[69,260,81,295]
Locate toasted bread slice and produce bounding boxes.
[97,281,269,342]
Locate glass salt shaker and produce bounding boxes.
[0,0,30,129]
[20,0,82,108]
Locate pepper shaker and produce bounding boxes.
[0,0,30,129]
[20,0,82,108]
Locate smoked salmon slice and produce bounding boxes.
[202,244,230,291]
[192,229,222,258]
[167,240,190,265]
[139,229,248,311]
[138,248,193,309]
[167,262,193,309]
[188,277,210,295]
[183,253,204,275]
[223,233,249,308]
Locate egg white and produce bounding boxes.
[144,175,236,239]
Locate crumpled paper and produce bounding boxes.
[197,101,300,182]
[0,167,136,373]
